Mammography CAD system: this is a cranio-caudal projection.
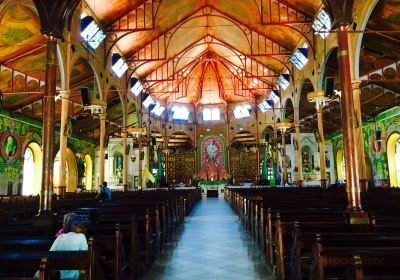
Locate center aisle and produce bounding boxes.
[144,197,276,280]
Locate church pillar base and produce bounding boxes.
[297,180,304,187]
[360,179,368,193]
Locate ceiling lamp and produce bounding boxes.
[290,48,308,70]
[81,16,106,50]
[111,53,128,78]
[277,74,290,90]
[312,9,332,39]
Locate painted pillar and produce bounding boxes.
[317,107,328,188]
[39,36,58,214]
[337,24,362,211]
[274,131,279,183]
[138,140,143,188]
[165,150,169,184]
[352,80,368,191]
[58,90,70,196]
[295,122,303,186]
[122,128,128,191]
[282,133,288,184]
[99,113,107,187]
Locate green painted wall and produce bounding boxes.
[0,111,96,194]
[331,106,400,187]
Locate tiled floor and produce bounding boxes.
[143,197,276,280]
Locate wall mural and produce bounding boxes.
[0,111,96,187]
[0,113,41,183]
[331,107,400,187]
[197,133,228,181]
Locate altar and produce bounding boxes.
[199,181,225,198]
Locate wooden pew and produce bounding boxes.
[0,237,95,279]
[312,236,400,280]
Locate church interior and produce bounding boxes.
[1,0,400,279]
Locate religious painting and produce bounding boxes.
[0,132,20,162]
[198,134,228,181]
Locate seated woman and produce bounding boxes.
[55,212,77,237]
[35,215,89,280]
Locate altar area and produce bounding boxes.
[199,181,225,197]
[196,134,229,198]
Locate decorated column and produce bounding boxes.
[324,0,362,212]
[122,128,128,191]
[282,133,288,184]
[353,80,368,191]
[32,0,81,214]
[58,90,70,196]
[138,139,143,188]
[295,122,303,186]
[317,107,328,188]
[39,36,58,213]
[307,91,328,188]
[277,122,292,185]
[99,113,107,186]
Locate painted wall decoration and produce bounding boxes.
[331,107,400,187]
[1,132,20,162]
[197,133,228,181]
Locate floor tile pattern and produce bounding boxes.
[143,197,276,280]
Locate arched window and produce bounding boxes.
[342,152,346,180]
[387,133,400,188]
[22,147,34,195]
[395,140,400,187]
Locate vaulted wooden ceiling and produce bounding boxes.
[88,0,319,106]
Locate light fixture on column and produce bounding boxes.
[307,90,329,111]
[276,121,292,133]
[81,87,107,114]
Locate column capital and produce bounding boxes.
[351,80,362,90]
[33,0,81,39]
[323,0,354,29]
[58,90,70,99]
[121,127,128,134]
[294,122,301,128]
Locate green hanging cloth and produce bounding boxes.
[261,145,268,181]
[157,148,165,181]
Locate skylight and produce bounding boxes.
[81,16,106,50]
[233,105,251,119]
[151,102,165,116]
[258,100,272,113]
[111,54,128,78]
[203,108,220,121]
[312,9,332,39]
[143,95,155,108]
[172,106,190,120]
[277,74,290,90]
[131,78,143,97]
[268,90,280,104]
[290,48,308,70]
